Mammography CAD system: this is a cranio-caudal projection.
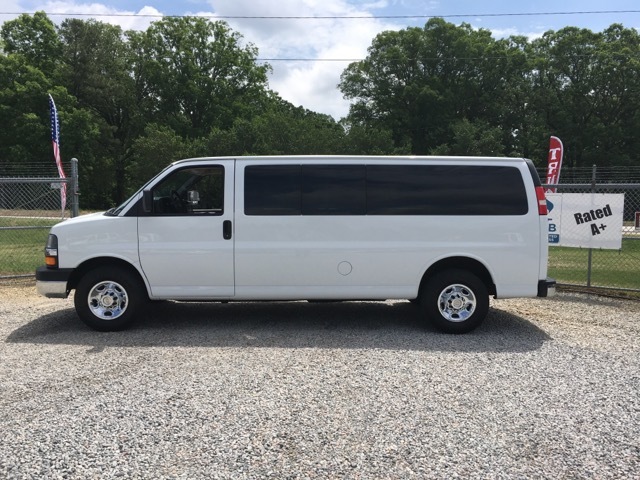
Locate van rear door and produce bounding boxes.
[138,160,235,298]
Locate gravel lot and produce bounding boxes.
[1,285,639,479]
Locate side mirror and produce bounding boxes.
[187,190,200,205]
[142,189,153,213]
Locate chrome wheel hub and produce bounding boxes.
[438,284,476,322]
[88,281,128,320]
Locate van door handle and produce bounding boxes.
[223,220,232,240]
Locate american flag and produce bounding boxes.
[49,94,67,212]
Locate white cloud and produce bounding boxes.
[490,27,546,41]
[206,0,401,118]
[467,22,547,42]
[361,1,389,9]
[0,0,28,24]
[3,1,162,31]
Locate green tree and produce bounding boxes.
[530,27,602,168]
[127,17,271,138]
[249,100,346,155]
[340,18,502,154]
[0,11,61,77]
[128,124,194,186]
[431,119,504,156]
[58,18,138,203]
[341,123,401,155]
[0,53,104,202]
[5,11,640,210]
[589,24,640,166]
[528,25,640,168]
[0,12,66,176]
[0,55,52,171]
[200,97,347,156]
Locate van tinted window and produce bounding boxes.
[245,165,301,215]
[245,165,366,215]
[367,165,528,215]
[302,165,366,215]
[245,164,528,216]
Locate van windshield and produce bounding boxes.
[105,165,172,216]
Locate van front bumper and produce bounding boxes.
[36,266,73,298]
[538,278,556,298]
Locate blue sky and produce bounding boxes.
[2,1,639,119]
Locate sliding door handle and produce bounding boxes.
[223,220,232,240]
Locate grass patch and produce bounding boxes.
[0,217,60,228]
[549,238,640,290]
[0,218,59,275]
[0,214,94,276]
[3,215,640,290]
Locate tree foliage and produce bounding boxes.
[1,13,639,208]
[340,18,640,168]
[0,13,351,207]
[127,17,270,137]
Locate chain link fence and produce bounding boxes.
[1,161,639,294]
[0,159,79,280]
[544,185,640,292]
[540,166,640,293]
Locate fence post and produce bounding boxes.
[70,158,79,218]
[586,164,597,287]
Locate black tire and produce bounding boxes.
[420,269,489,334]
[74,266,146,331]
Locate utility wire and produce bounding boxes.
[255,52,640,62]
[5,9,638,64]
[1,10,640,19]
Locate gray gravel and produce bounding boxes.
[1,286,639,479]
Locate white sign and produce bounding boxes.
[546,193,624,249]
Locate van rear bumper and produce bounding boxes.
[36,266,72,298]
[537,278,556,297]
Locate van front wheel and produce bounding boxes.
[74,266,144,331]
[421,269,489,333]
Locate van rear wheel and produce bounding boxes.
[74,266,144,331]
[420,269,489,334]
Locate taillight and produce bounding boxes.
[45,234,59,268]
[535,186,548,215]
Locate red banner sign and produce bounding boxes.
[546,136,563,193]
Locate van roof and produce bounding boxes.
[171,155,528,166]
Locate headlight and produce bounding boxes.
[45,234,58,268]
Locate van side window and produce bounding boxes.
[302,165,366,215]
[245,164,528,216]
[245,165,367,216]
[367,165,528,215]
[150,166,224,215]
[245,165,302,215]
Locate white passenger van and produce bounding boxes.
[36,156,555,333]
